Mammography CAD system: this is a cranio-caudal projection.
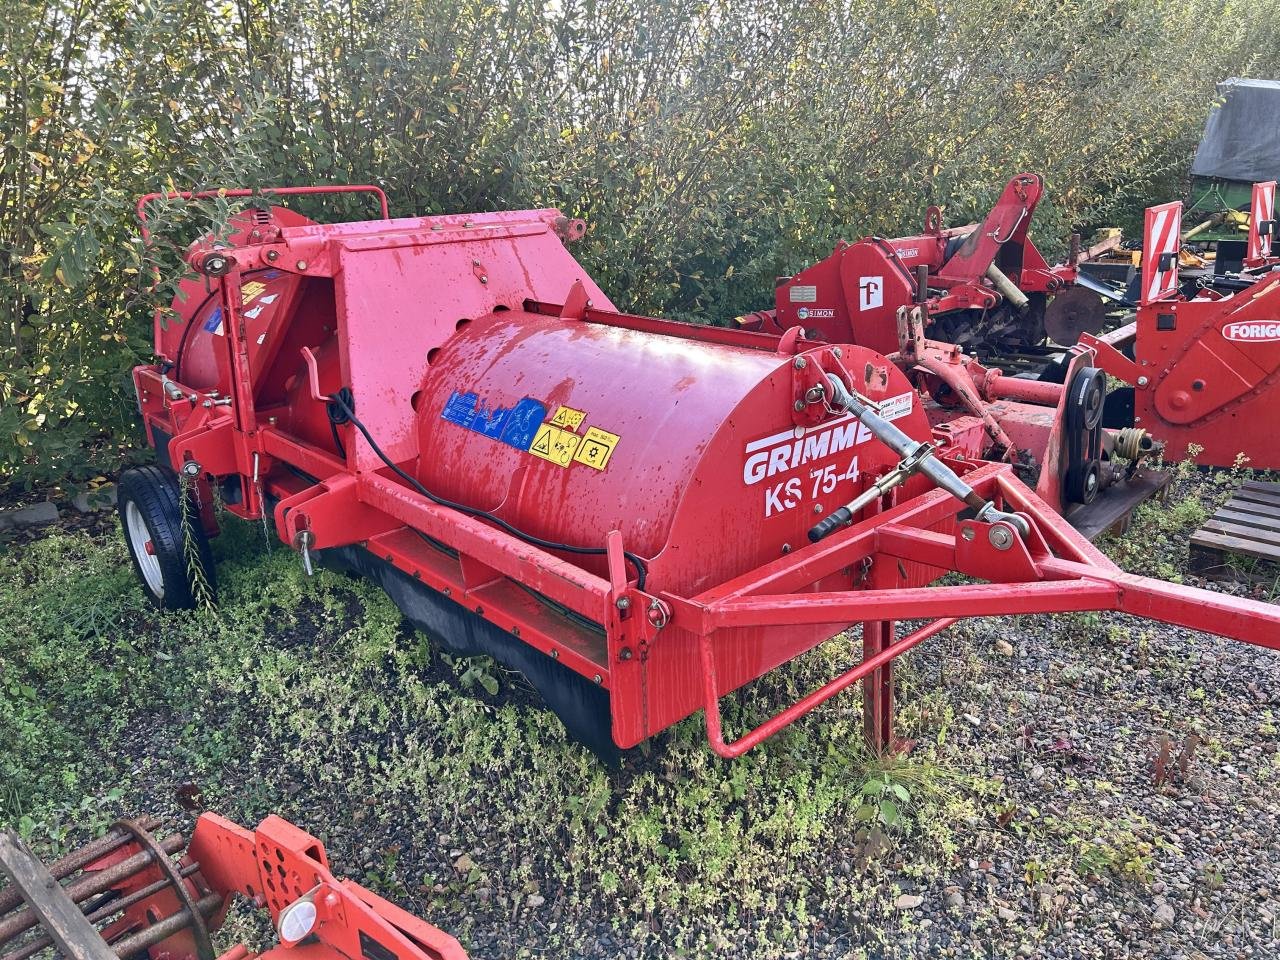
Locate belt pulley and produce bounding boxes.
[1064,366,1105,505]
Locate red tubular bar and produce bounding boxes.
[984,373,1064,406]
[700,579,1121,630]
[700,618,957,758]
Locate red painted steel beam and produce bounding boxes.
[700,579,1121,631]
[1040,558,1280,648]
[699,617,956,758]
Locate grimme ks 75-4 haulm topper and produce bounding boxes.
[117,186,1280,759]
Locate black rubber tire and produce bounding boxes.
[117,465,216,609]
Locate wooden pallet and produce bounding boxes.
[1190,480,1280,576]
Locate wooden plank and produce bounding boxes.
[0,832,118,960]
[1068,468,1171,542]
[1200,519,1280,548]
[1215,508,1280,534]
[1191,529,1280,564]
[1231,488,1280,510]
[1216,498,1280,520]
[1241,479,1280,496]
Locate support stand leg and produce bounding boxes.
[861,620,896,753]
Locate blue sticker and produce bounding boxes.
[499,398,548,451]
[439,392,547,451]
[202,307,223,334]
[441,391,482,430]
[263,270,281,279]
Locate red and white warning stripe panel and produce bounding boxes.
[1141,201,1182,304]
[1249,181,1276,262]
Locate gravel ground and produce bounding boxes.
[2,466,1278,959]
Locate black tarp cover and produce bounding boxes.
[1191,78,1280,184]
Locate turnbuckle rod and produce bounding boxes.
[809,373,1030,542]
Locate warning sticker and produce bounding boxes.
[240,280,267,304]
[550,405,587,432]
[529,423,582,467]
[573,426,620,471]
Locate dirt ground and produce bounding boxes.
[2,464,1278,959]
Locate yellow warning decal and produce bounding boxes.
[573,426,620,471]
[241,280,267,304]
[550,405,587,432]
[529,423,581,467]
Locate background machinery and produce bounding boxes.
[1084,182,1280,470]
[118,186,1280,760]
[736,173,1156,528]
[0,813,467,960]
[735,173,1121,357]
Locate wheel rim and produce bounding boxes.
[125,500,165,599]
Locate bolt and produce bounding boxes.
[182,460,201,477]
[585,300,593,309]
[472,259,480,266]
[480,275,488,284]
[593,674,603,684]
[268,416,278,426]
[988,525,1014,551]
[202,399,212,408]
[813,503,823,514]
[620,647,633,661]
[551,648,559,659]
[781,543,792,554]
[616,596,631,610]
[266,250,279,262]
[961,526,976,541]
[511,626,520,637]
[443,587,452,596]
[296,260,308,271]
[794,399,806,411]
[1136,375,1149,387]
[832,347,842,358]
[793,356,808,370]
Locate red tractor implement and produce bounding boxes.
[738,173,1157,526]
[1083,182,1280,470]
[0,814,467,960]
[735,173,1117,355]
[119,186,1280,760]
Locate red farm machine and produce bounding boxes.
[1082,181,1280,470]
[118,185,1280,761]
[737,173,1157,530]
[0,813,466,960]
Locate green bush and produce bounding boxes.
[3,0,1277,488]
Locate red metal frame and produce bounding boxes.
[129,188,1280,758]
[737,173,1075,355]
[81,814,466,960]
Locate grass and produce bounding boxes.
[0,518,983,957]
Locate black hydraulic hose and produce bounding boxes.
[327,393,648,591]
